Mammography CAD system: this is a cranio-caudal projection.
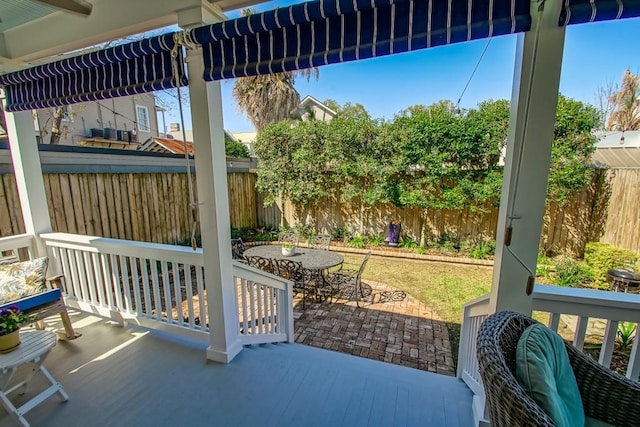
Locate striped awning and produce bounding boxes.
[559,0,640,25]
[0,33,186,112]
[188,0,532,81]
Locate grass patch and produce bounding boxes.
[342,253,492,368]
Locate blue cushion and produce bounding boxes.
[0,289,62,313]
[516,323,585,427]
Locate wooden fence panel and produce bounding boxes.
[601,169,640,253]
[2,168,639,256]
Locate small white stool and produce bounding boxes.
[0,330,68,426]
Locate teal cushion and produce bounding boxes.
[516,323,585,427]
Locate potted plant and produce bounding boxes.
[281,242,296,256]
[0,305,28,353]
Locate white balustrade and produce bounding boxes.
[37,232,293,344]
[0,233,35,262]
[459,284,640,426]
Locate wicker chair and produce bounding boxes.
[476,311,640,427]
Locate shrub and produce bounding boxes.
[553,258,593,288]
[464,237,496,260]
[400,236,417,249]
[332,226,350,242]
[617,322,636,353]
[536,255,554,282]
[348,236,366,249]
[368,235,385,247]
[583,242,638,289]
[437,232,460,253]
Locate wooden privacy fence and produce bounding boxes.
[0,171,257,244]
[260,168,639,257]
[2,166,639,256]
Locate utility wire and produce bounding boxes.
[455,38,492,110]
[94,100,166,137]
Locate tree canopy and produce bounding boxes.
[254,96,599,211]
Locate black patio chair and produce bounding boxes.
[244,255,276,275]
[308,234,331,250]
[326,251,371,307]
[231,238,246,261]
[273,258,313,309]
[278,232,299,246]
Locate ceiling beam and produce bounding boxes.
[1,0,270,65]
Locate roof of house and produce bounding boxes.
[298,95,337,119]
[139,137,194,156]
[593,131,640,168]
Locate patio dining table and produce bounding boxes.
[243,245,343,271]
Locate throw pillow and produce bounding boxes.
[516,323,585,427]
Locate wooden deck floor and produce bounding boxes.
[1,311,474,427]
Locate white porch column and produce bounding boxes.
[2,100,52,257]
[490,0,566,313]
[186,47,242,363]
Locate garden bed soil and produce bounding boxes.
[245,240,494,267]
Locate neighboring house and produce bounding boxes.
[139,137,194,155]
[297,95,337,122]
[593,130,640,168]
[35,93,160,150]
[166,123,255,156]
[229,131,258,156]
[226,95,336,156]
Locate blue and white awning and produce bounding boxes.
[559,0,640,25]
[0,33,185,112]
[2,0,640,112]
[188,0,532,81]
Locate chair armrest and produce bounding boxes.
[46,274,65,289]
[567,344,640,427]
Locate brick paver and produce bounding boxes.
[293,280,455,376]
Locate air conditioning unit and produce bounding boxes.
[89,128,104,138]
[117,130,132,142]
[103,128,117,139]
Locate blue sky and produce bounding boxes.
[163,3,640,133]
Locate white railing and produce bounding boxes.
[459,284,640,426]
[234,262,294,345]
[457,294,491,427]
[39,232,293,345]
[0,233,36,262]
[532,284,640,380]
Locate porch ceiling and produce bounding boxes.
[2,311,474,427]
[0,0,271,72]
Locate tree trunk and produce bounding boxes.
[49,106,65,144]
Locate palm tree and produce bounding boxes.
[607,69,640,131]
[231,8,318,131]
[232,69,318,131]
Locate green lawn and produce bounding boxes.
[342,253,493,366]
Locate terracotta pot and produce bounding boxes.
[0,329,21,354]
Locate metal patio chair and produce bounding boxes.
[231,238,246,261]
[278,232,299,246]
[326,251,371,307]
[273,258,313,309]
[308,234,331,250]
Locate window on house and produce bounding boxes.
[136,105,150,132]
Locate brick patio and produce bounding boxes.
[293,280,455,376]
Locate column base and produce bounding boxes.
[206,338,243,363]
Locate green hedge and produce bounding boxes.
[583,242,639,289]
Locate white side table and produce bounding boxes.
[0,330,68,427]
